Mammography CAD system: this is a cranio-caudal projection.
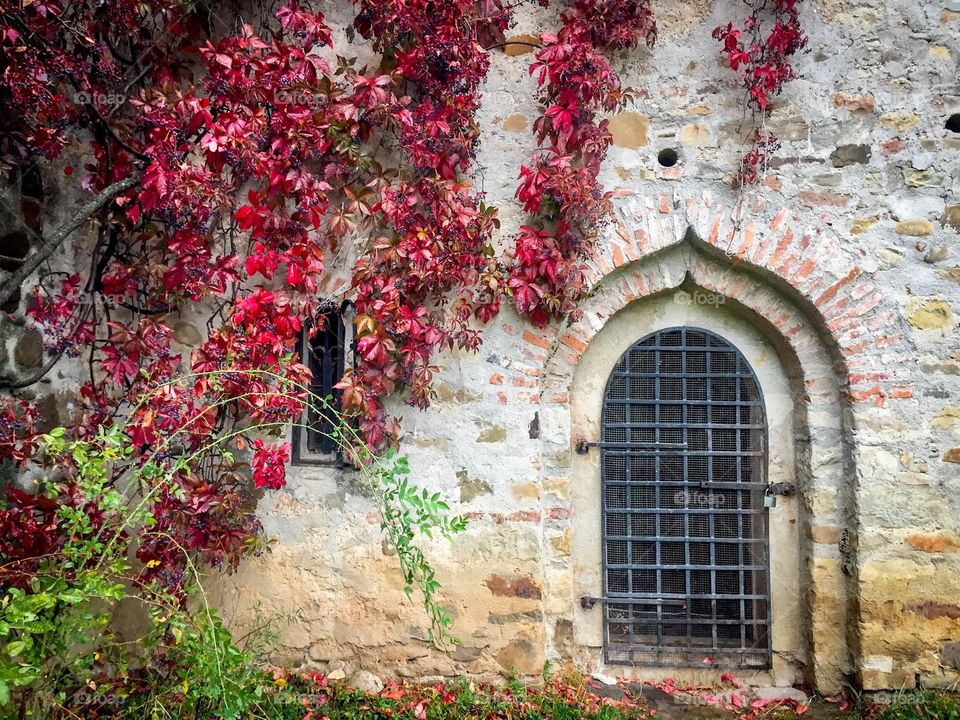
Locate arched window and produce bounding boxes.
[292,302,355,465]
[601,327,770,669]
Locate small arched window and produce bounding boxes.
[0,165,43,313]
[600,327,770,669]
[292,302,355,465]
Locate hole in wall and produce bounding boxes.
[657,148,679,167]
[946,114,960,134]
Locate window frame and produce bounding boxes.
[290,300,355,467]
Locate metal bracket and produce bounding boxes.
[574,438,689,455]
[574,438,596,455]
[581,596,688,609]
[768,482,797,497]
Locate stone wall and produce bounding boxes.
[5,0,960,695]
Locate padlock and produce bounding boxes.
[763,490,777,508]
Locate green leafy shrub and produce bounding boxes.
[0,377,466,718]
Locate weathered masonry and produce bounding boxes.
[4,0,959,695]
[205,0,960,695]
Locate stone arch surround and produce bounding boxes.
[566,288,808,687]
[526,193,911,694]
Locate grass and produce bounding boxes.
[871,690,960,720]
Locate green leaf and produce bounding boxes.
[5,640,26,657]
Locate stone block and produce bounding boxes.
[495,634,543,675]
[941,641,960,669]
[502,114,527,133]
[609,112,650,150]
[943,206,960,232]
[907,299,952,331]
[485,574,542,599]
[349,670,384,693]
[852,216,878,234]
[13,330,42,369]
[907,533,960,553]
[830,144,871,167]
[894,220,934,236]
[880,111,920,131]
[679,123,711,147]
[501,35,539,56]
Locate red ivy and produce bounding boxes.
[338,0,502,447]
[251,439,291,490]
[713,0,808,185]
[0,398,39,465]
[507,0,654,327]
[1,0,505,591]
[0,0,665,595]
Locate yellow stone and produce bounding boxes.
[933,406,960,430]
[615,166,631,181]
[413,436,448,450]
[904,168,943,187]
[542,475,569,499]
[942,206,960,231]
[929,45,952,61]
[495,634,543,675]
[851,216,878,234]
[941,268,960,284]
[685,105,712,116]
[943,9,960,22]
[880,111,920,131]
[511,482,540,501]
[549,528,572,556]
[502,114,528,133]
[608,112,650,149]
[476,421,507,443]
[679,123,711,147]
[894,219,934,236]
[907,298,952,331]
[436,382,481,403]
[501,35,540,56]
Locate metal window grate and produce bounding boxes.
[292,305,349,464]
[601,327,771,669]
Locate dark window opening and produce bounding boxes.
[0,165,43,313]
[600,327,771,670]
[947,114,960,134]
[292,303,353,465]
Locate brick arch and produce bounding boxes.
[552,191,907,404]
[527,194,908,693]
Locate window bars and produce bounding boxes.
[599,327,771,669]
[292,303,351,465]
